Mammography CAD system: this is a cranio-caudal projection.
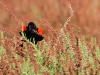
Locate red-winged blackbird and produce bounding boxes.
[19,22,44,44]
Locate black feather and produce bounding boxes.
[19,22,44,44]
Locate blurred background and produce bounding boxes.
[0,0,100,44]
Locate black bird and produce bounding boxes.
[19,22,44,44]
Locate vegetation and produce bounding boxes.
[0,0,100,75]
[0,23,100,75]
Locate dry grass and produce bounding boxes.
[0,0,100,43]
[0,1,100,75]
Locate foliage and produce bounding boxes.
[0,1,100,75]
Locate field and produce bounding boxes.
[0,0,100,75]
